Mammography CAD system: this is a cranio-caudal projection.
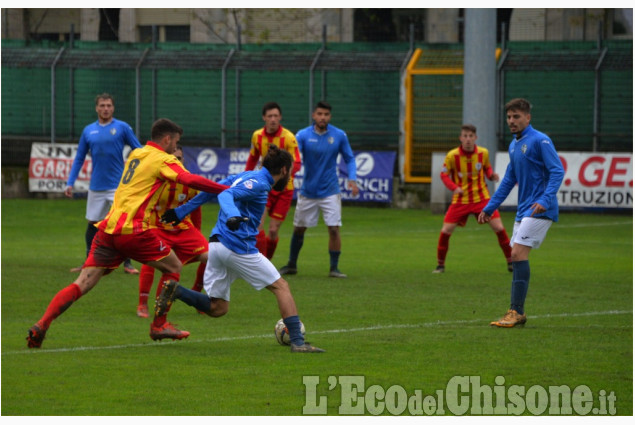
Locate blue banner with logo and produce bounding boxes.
[182,147,396,203]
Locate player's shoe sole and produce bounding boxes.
[291,343,325,353]
[155,280,179,317]
[490,309,527,327]
[279,265,297,275]
[149,322,190,341]
[27,324,47,348]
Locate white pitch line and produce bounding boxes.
[4,309,631,356]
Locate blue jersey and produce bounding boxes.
[296,123,357,198]
[174,168,273,255]
[483,124,564,222]
[67,118,142,191]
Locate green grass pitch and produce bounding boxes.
[1,199,632,415]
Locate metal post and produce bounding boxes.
[235,25,241,145]
[309,28,326,123]
[593,22,607,152]
[321,25,327,101]
[221,49,236,148]
[152,25,157,123]
[497,22,508,145]
[135,48,150,138]
[463,9,497,158]
[69,24,75,140]
[50,46,65,143]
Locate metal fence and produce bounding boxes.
[1,39,632,171]
[1,40,409,167]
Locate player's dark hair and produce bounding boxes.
[262,101,282,116]
[151,118,183,140]
[461,124,477,134]
[262,144,292,175]
[505,98,532,114]
[95,93,114,105]
[314,100,332,112]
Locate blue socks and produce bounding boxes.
[283,315,305,346]
[175,285,211,313]
[329,250,341,271]
[510,260,530,315]
[288,232,304,268]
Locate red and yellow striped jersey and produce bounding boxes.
[97,142,193,235]
[245,125,301,191]
[440,145,494,205]
[149,172,201,232]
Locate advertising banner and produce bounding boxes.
[183,147,397,203]
[29,143,91,192]
[494,152,632,209]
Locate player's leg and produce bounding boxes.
[266,189,292,260]
[146,251,190,340]
[491,217,552,327]
[28,230,119,348]
[266,217,283,259]
[137,264,155,317]
[155,242,232,317]
[435,220,458,273]
[320,194,347,278]
[487,213,513,271]
[434,203,464,273]
[280,194,318,275]
[255,208,268,256]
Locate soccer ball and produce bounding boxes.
[274,318,305,346]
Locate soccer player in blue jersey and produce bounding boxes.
[478,98,564,327]
[279,101,359,278]
[158,145,324,353]
[65,93,142,274]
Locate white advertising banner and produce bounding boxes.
[29,143,91,192]
[494,152,633,209]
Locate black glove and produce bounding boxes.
[226,216,248,231]
[161,209,181,225]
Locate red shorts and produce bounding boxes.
[84,229,172,273]
[444,199,500,227]
[267,188,294,221]
[158,227,208,265]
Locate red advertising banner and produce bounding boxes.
[29,143,92,192]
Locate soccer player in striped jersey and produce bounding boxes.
[27,119,228,348]
[433,124,512,274]
[65,93,143,275]
[245,102,301,260]
[135,145,207,318]
[479,98,564,328]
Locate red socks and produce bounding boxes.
[266,237,278,259]
[496,229,512,262]
[191,262,206,292]
[255,230,266,256]
[39,283,83,330]
[138,264,155,306]
[437,232,451,266]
